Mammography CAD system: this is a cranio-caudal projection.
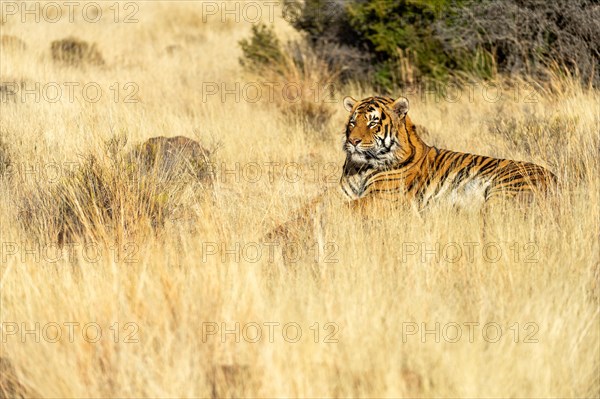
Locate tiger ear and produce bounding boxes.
[392,96,409,118]
[343,96,357,112]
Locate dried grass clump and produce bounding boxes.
[17,135,213,244]
[240,25,340,133]
[209,364,256,398]
[51,37,105,66]
[0,357,27,399]
[488,114,577,156]
[128,135,213,186]
[0,78,27,103]
[0,135,11,178]
[0,35,27,52]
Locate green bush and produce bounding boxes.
[348,0,463,86]
[239,24,285,74]
[240,0,598,90]
[238,23,339,133]
[286,0,475,88]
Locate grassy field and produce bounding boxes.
[1,1,599,397]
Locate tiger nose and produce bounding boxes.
[349,137,362,146]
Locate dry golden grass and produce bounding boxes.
[0,2,598,398]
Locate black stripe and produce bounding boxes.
[341,183,353,198]
[406,177,419,193]
[477,157,501,175]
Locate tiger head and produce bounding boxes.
[342,95,416,168]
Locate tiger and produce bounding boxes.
[264,95,556,242]
[339,95,556,211]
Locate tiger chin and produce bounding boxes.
[264,95,557,243]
